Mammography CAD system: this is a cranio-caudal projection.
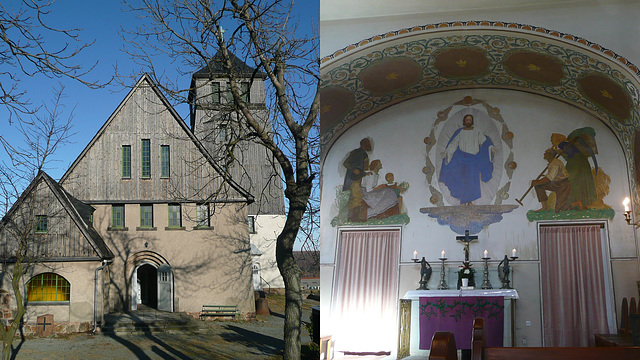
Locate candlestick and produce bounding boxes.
[481,256,492,289]
[437,256,448,290]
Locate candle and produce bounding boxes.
[441,250,445,258]
[512,248,517,257]
[484,249,488,258]
[624,197,631,212]
[413,250,418,260]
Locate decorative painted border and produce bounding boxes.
[321,21,640,77]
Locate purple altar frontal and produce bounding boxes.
[419,296,504,349]
[401,289,518,352]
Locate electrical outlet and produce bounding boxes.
[522,337,527,345]
[525,320,531,327]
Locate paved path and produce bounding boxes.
[7,297,317,360]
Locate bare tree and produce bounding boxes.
[120,1,319,358]
[0,1,103,358]
[0,88,75,360]
[0,0,102,122]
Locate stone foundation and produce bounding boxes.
[20,321,93,336]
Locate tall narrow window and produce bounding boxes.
[141,139,151,178]
[140,204,153,228]
[217,124,227,143]
[168,204,181,228]
[211,82,220,104]
[160,145,170,178]
[225,83,233,104]
[240,82,250,103]
[27,273,70,302]
[35,215,47,233]
[122,145,131,178]
[196,203,210,227]
[248,215,256,234]
[112,205,125,228]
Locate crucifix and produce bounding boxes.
[456,230,478,262]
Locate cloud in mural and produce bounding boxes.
[420,205,518,234]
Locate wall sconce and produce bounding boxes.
[144,241,149,248]
[624,197,633,225]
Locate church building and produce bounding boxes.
[320,1,640,358]
[0,55,281,332]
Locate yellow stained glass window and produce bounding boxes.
[27,273,70,302]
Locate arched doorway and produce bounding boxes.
[128,251,174,312]
[137,264,158,309]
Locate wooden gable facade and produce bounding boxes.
[0,171,112,262]
[60,74,252,205]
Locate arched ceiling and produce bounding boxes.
[319,21,640,156]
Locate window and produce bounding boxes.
[160,271,168,282]
[160,145,170,178]
[27,273,70,302]
[112,205,125,228]
[217,124,227,143]
[196,203,210,227]
[141,139,151,178]
[248,215,256,234]
[35,215,47,233]
[240,82,250,103]
[122,145,131,178]
[168,204,181,228]
[211,82,220,104]
[225,83,233,104]
[140,204,153,228]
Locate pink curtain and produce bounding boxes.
[331,230,400,353]
[540,225,609,347]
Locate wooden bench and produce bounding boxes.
[200,305,239,319]
[470,317,640,360]
[595,296,639,346]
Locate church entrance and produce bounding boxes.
[137,264,158,309]
[131,260,174,312]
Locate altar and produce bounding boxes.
[397,289,518,358]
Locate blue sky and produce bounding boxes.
[4,0,318,180]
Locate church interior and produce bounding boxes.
[319,1,640,359]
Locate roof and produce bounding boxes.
[192,50,266,79]
[0,171,114,260]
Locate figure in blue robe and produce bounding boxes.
[439,115,494,204]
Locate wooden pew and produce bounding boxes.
[471,317,640,360]
[595,297,637,346]
[428,331,458,360]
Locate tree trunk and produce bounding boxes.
[277,185,310,360]
[3,260,25,360]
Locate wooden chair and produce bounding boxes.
[429,331,457,360]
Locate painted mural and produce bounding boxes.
[331,137,410,226]
[421,96,517,234]
[526,127,614,221]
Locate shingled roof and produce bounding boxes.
[192,50,266,79]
